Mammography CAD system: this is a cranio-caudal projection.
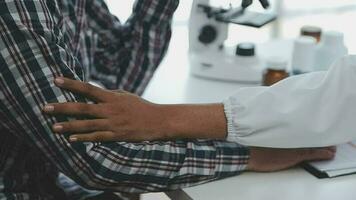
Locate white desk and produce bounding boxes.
[142,27,356,200]
[165,168,356,200]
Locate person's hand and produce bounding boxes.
[43,77,171,142]
[247,146,336,172]
[43,77,228,142]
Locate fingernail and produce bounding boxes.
[53,124,63,132]
[43,105,54,112]
[69,136,78,142]
[55,77,65,85]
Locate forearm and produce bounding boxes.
[86,140,249,193]
[159,104,228,140]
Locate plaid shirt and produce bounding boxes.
[0,0,249,199]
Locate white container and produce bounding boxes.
[266,56,288,70]
[314,31,348,71]
[291,36,317,75]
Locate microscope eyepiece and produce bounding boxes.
[241,0,253,9]
[241,0,270,9]
[259,0,270,9]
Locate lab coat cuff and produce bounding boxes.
[223,98,241,142]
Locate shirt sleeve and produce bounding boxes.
[0,0,249,193]
[224,55,356,148]
[86,0,178,95]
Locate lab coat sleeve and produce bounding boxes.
[224,55,356,148]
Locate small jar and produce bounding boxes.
[301,26,322,43]
[263,57,289,86]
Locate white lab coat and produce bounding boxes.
[224,55,356,148]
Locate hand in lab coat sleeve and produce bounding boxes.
[224,55,356,148]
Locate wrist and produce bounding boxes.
[153,104,182,139]
[245,147,254,171]
[145,103,174,140]
[158,104,228,139]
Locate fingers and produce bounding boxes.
[326,146,337,153]
[68,131,117,142]
[43,102,106,118]
[299,147,336,162]
[52,119,109,134]
[54,77,113,102]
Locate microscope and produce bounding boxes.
[189,0,276,83]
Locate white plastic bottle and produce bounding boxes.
[291,36,317,75]
[314,31,348,71]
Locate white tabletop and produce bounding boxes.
[167,168,356,200]
[143,31,294,104]
[142,27,356,200]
